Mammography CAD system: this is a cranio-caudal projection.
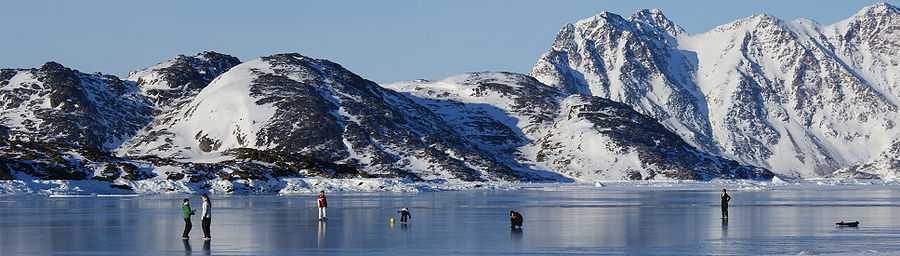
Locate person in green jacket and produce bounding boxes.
[182,198,195,239]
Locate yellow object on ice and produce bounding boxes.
[389,217,395,224]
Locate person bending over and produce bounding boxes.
[510,210,524,229]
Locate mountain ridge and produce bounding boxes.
[13,4,900,193]
[531,3,900,179]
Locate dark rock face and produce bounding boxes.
[0,125,9,145]
[249,73,344,159]
[0,164,13,180]
[119,162,152,181]
[470,72,562,129]
[131,51,241,108]
[98,163,121,181]
[223,148,368,179]
[0,142,93,180]
[0,62,153,150]
[0,139,371,186]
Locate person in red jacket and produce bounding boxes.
[317,191,328,221]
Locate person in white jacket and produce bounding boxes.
[201,194,212,240]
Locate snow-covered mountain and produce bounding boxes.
[531,3,900,178]
[0,62,152,150]
[118,52,242,156]
[1,49,774,191]
[388,72,771,181]
[121,53,524,182]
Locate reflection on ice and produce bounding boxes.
[2,184,900,255]
[317,220,326,248]
[182,239,191,255]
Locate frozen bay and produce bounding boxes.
[2,183,900,255]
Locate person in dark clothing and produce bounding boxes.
[510,210,523,229]
[721,189,732,219]
[182,198,195,239]
[398,208,411,223]
[201,194,212,240]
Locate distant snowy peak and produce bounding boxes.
[532,5,721,154]
[128,51,240,109]
[0,62,152,149]
[835,3,900,49]
[630,9,684,37]
[123,53,522,182]
[852,2,899,18]
[820,2,899,38]
[531,3,900,179]
[714,14,783,32]
[826,2,900,103]
[546,8,680,56]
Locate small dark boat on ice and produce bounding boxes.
[835,221,859,227]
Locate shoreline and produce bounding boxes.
[2,176,896,196]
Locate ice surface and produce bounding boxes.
[3,184,900,255]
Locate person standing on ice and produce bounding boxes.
[201,194,212,240]
[181,198,195,239]
[317,191,328,221]
[721,189,731,219]
[398,208,411,223]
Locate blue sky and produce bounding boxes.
[1,0,896,83]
